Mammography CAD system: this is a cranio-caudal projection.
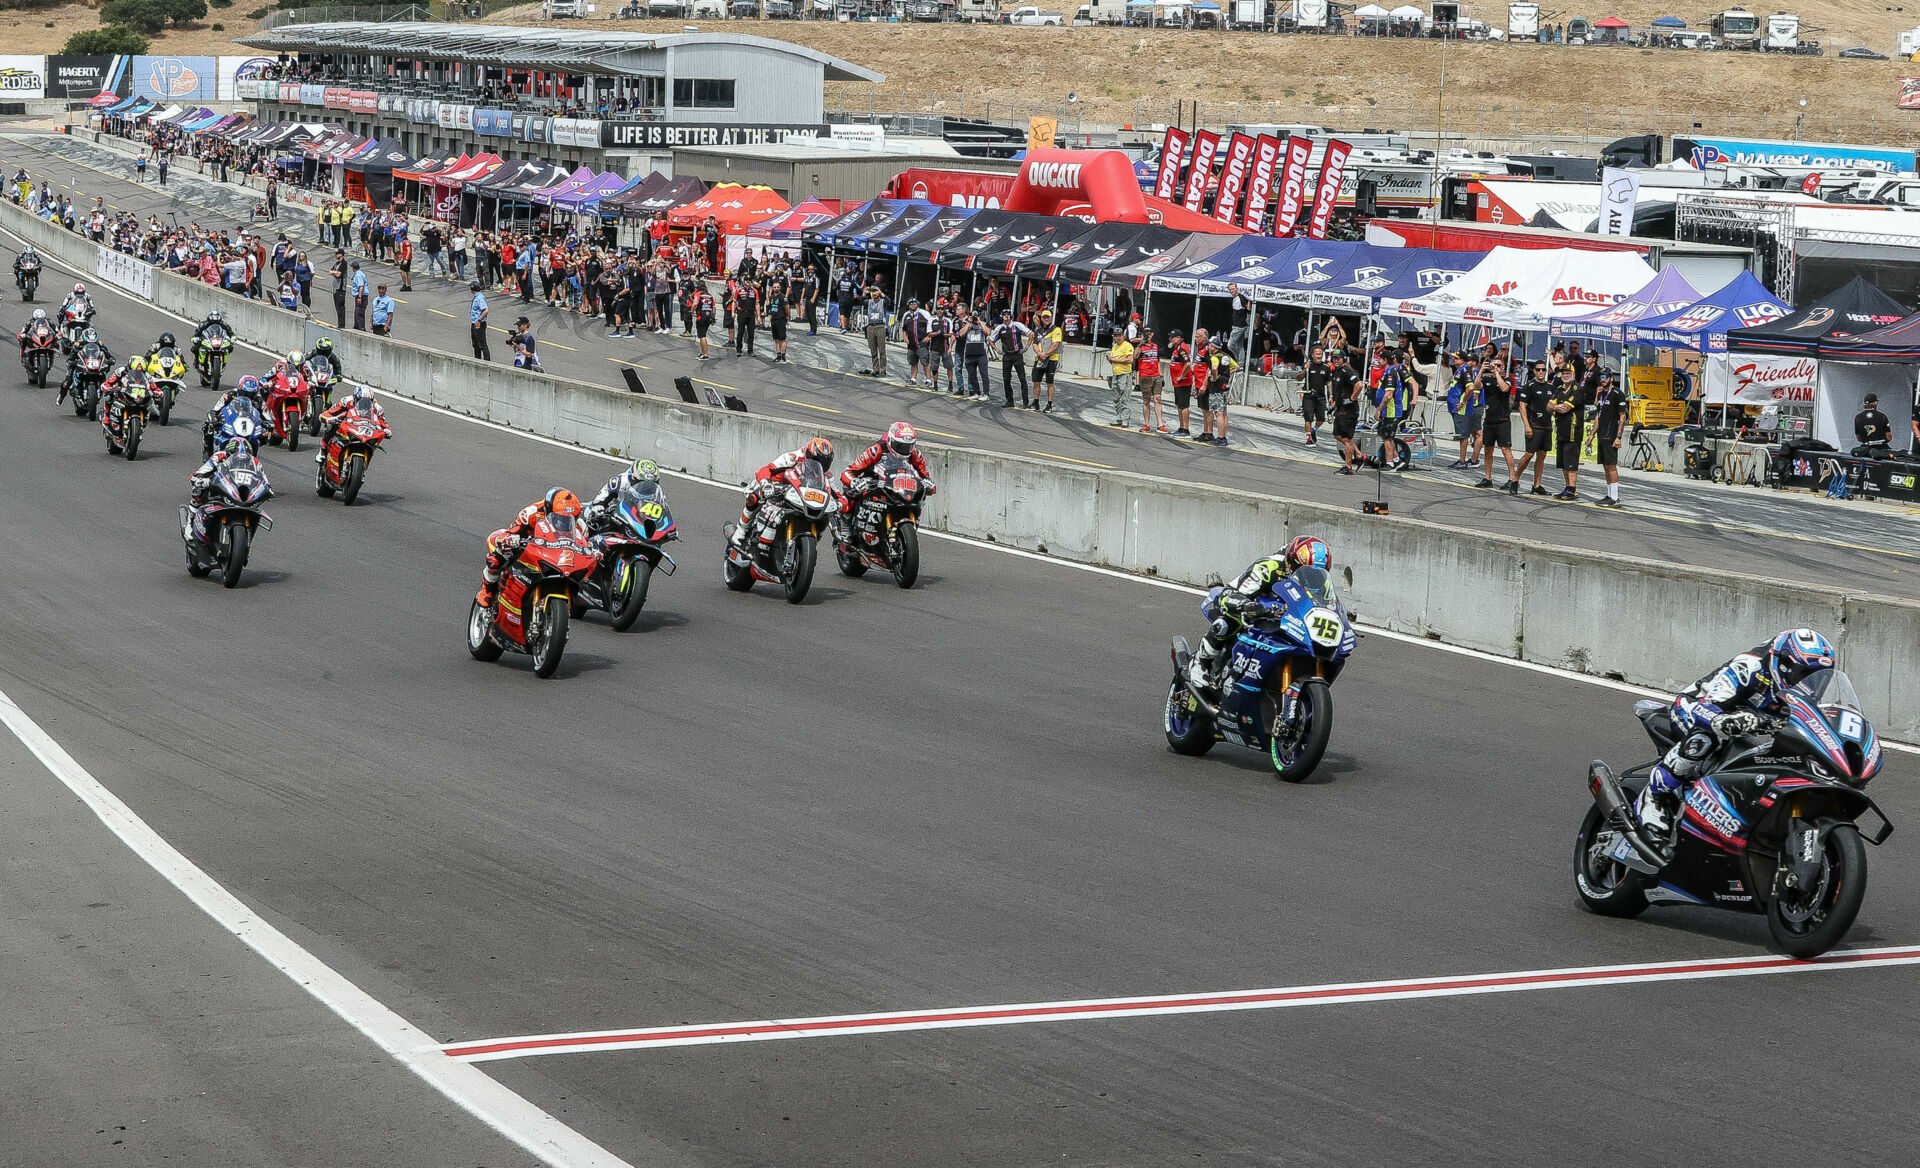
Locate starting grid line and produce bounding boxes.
[441,944,1920,1062]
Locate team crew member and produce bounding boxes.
[957,308,991,399]
[1167,329,1194,435]
[1548,363,1584,501]
[1302,345,1329,446]
[1511,360,1554,496]
[1374,347,1414,471]
[1029,310,1062,412]
[991,310,1032,407]
[1590,369,1628,508]
[1198,338,1237,447]
[1106,328,1137,428]
[1474,356,1516,491]
[1854,392,1893,450]
[1330,351,1363,474]
[766,277,791,363]
[1136,329,1166,433]
[1446,353,1483,469]
[469,283,491,360]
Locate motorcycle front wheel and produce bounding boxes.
[1765,822,1867,958]
[891,521,920,589]
[220,523,250,589]
[1270,677,1333,782]
[341,455,365,506]
[285,416,300,453]
[1572,802,1650,918]
[530,594,570,678]
[608,556,653,632]
[1164,679,1216,756]
[782,532,816,605]
[123,414,142,460]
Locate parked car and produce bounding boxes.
[1840,46,1890,60]
[1006,5,1064,23]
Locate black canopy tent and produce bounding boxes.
[1727,275,1907,357]
[345,138,418,209]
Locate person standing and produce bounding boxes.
[156,154,169,188]
[835,264,858,333]
[469,282,491,360]
[733,276,760,356]
[901,298,931,386]
[1591,369,1628,508]
[1136,328,1166,434]
[957,307,991,399]
[1029,309,1062,412]
[422,223,444,280]
[766,275,790,363]
[1330,350,1363,474]
[1475,356,1519,491]
[863,286,891,378]
[395,235,413,292]
[1446,353,1484,469]
[1302,344,1330,446]
[803,263,821,336]
[329,250,348,329]
[694,282,716,360]
[992,310,1031,407]
[264,176,278,221]
[369,284,398,336]
[350,261,369,331]
[450,227,469,282]
[1227,283,1251,361]
[1106,328,1137,428]
[1511,359,1554,496]
[1549,363,1584,501]
[1201,338,1238,447]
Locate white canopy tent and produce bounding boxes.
[1354,3,1389,15]
[1389,4,1423,16]
[1391,246,1658,329]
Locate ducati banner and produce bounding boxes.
[1211,133,1255,226]
[1306,138,1351,240]
[1240,135,1284,232]
[1182,131,1220,213]
[1153,126,1189,203]
[1270,136,1314,237]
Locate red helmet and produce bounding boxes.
[1284,536,1331,572]
[802,436,834,470]
[544,488,583,517]
[885,421,918,457]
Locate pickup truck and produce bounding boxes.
[1007,6,1065,23]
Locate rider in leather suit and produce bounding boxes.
[478,488,583,609]
[729,438,833,551]
[1187,536,1332,695]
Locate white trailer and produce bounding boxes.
[1762,13,1799,51]
[1232,0,1268,28]
[1507,2,1539,39]
[1291,0,1328,28]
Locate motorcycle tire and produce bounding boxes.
[316,463,336,498]
[570,596,588,619]
[783,533,817,605]
[32,367,43,388]
[72,392,88,418]
[608,556,653,632]
[123,415,142,460]
[466,599,503,661]
[531,595,569,679]
[156,391,170,426]
[723,540,754,593]
[1764,822,1867,958]
[1271,677,1333,783]
[1163,679,1216,756]
[834,533,867,578]
[306,410,321,437]
[221,523,250,589]
[185,542,212,578]
[286,421,300,453]
[341,456,365,506]
[1572,802,1650,918]
[891,522,920,590]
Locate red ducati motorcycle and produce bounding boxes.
[466,513,600,679]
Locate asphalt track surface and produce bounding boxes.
[19,132,1920,601]
[6,170,1920,1166]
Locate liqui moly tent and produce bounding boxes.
[1554,267,1702,343]
[1394,246,1657,328]
[1626,270,1789,353]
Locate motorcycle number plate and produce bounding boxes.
[802,488,828,507]
[1305,607,1343,648]
[230,417,256,436]
[1607,835,1637,866]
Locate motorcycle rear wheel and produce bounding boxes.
[723,532,754,593]
[1572,802,1649,918]
[156,390,171,426]
[530,595,570,679]
[834,529,867,577]
[316,462,336,498]
[1765,823,1866,958]
[783,533,817,605]
[221,524,250,589]
[466,599,503,661]
[891,522,920,589]
[185,542,211,578]
[1270,677,1333,782]
[609,556,653,632]
[1163,679,1216,756]
[72,391,89,418]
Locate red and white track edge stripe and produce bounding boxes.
[442,944,1920,1062]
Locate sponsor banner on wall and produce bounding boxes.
[349,90,377,114]
[522,114,551,144]
[300,82,325,105]
[551,117,600,148]
[1182,131,1219,212]
[1211,133,1255,226]
[599,120,828,149]
[217,55,273,102]
[475,108,511,137]
[95,244,152,300]
[46,55,130,99]
[1270,136,1313,236]
[1900,77,1920,111]
[377,93,401,114]
[510,112,528,138]
[1154,127,1189,204]
[1706,353,1817,403]
[323,86,350,110]
[886,167,1007,209]
[437,103,474,130]
[235,79,266,101]
[133,56,216,101]
[277,82,297,103]
[0,55,47,99]
[1306,138,1351,239]
[1241,135,1283,232]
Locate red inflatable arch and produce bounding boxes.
[1002,148,1237,233]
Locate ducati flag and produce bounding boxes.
[1240,135,1284,232]
[1182,131,1220,213]
[1305,138,1351,240]
[1211,133,1256,226]
[1153,127,1189,204]
[1270,136,1314,237]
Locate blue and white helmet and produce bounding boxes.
[1767,628,1835,693]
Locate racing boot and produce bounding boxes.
[727,507,754,555]
[1186,641,1224,697]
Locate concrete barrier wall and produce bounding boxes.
[11,201,1916,739]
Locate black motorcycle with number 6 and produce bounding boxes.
[833,453,927,589]
[577,480,678,631]
[16,255,39,302]
[1577,669,1894,958]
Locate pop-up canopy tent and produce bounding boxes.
[344,139,418,207]
[554,173,638,215]
[1018,219,1158,282]
[902,208,1004,267]
[611,174,707,220]
[847,201,943,257]
[1626,270,1789,353]
[1554,266,1702,343]
[666,183,790,234]
[1394,246,1658,328]
[956,214,1079,275]
[751,198,839,241]
[529,165,597,207]
[1149,236,1298,295]
[1725,276,1906,356]
[1073,224,1189,287]
[1101,230,1235,291]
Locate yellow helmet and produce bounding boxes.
[128,355,147,373]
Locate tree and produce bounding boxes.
[161,0,208,24]
[96,0,169,33]
[62,25,151,53]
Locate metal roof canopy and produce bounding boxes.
[237,21,884,83]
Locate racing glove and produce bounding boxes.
[1712,710,1768,738]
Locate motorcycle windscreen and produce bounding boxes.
[618,482,671,536]
[1785,668,1881,783]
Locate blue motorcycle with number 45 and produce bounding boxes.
[1166,566,1358,782]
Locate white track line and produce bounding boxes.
[440,944,1920,1062]
[0,689,634,1166]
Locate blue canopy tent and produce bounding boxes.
[1650,15,1686,27]
[860,201,945,257]
[1627,270,1790,353]
[804,198,881,249]
[844,199,936,251]
[1150,236,1297,295]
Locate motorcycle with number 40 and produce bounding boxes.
[1166,567,1357,782]
[833,453,926,589]
[1577,669,1894,958]
[577,480,678,631]
[723,459,833,604]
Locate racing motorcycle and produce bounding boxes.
[1165,566,1357,782]
[146,348,188,426]
[58,304,92,351]
[65,345,110,419]
[722,458,833,604]
[204,396,268,457]
[16,254,40,302]
[20,326,57,387]
[314,409,387,506]
[832,453,926,589]
[577,479,678,631]
[303,357,338,436]
[262,367,307,451]
[466,512,599,679]
[100,375,153,460]
[1576,669,1893,959]
[195,333,232,392]
[181,448,273,588]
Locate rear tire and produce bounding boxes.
[723,534,754,592]
[1765,823,1867,958]
[1573,802,1650,918]
[531,595,569,678]
[1164,679,1216,756]
[466,599,503,661]
[1271,677,1333,782]
[316,462,336,498]
[220,524,249,589]
[783,533,816,605]
[156,390,171,426]
[608,557,653,631]
[891,521,920,589]
[341,456,365,506]
[185,542,211,577]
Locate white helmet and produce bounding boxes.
[287,349,302,364]
[72,282,84,294]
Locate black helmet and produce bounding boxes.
[158,331,175,348]
[314,336,334,354]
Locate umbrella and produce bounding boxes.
[1192,0,1220,8]
[1651,15,1685,26]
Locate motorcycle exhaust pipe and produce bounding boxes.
[1588,761,1667,871]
